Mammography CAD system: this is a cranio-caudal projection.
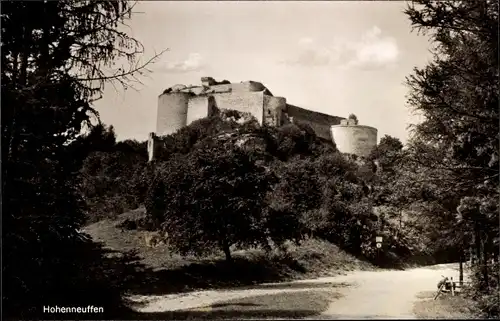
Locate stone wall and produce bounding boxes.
[168,81,266,96]
[147,133,164,162]
[156,92,190,136]
[330,125,378,158]
[212,91,264,125]
[187,96,215,126]
[285,104,344,140]
[263,96,286,126]
[204,84,232,94]
[231,81,267,92]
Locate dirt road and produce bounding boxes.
[314,263,464,319]
[127,263,465,319]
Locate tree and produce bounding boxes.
[369,135,403,161]
[79,146,148,222]
[404,0,498,192]
[366,136,406,233]
[146,139,274,262]
[348,113,359,125]
[82,123,117,152]
[155,113,250,161]
[270,158,323,241]
[273,123,318,160]
[1,1,164,317]
[403,0,498,316]
[67,123,118,172]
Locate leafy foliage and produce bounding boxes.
[152,110,332,163]
[79,140,149,223]
[401,0,499,316]
[155,114,245,159]
[146,137,275,261]
[2,1,162,318]
[347,113,359,125]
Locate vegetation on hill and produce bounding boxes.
[76,125,150,223]
[76,108,441,270]
[122,110,415,267]
[74,107,427,270]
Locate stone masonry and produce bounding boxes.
[148,77,378,160]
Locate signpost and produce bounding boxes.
[375,236,383,263]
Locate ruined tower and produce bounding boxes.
[156,90,190,137]
[330,119,378,158]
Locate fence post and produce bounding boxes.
[459,252,464,287]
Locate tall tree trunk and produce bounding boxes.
[481,232,489,290]
[474,223,489,291]
[474,223,482,265]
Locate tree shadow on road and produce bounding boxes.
[124,309,322,320]
[126,290,339,320]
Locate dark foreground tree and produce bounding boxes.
[404,0,498,317]
[404,0,498,194]
[2,1,163,318]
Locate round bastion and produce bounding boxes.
[156,92,190,136]
[330,122,378,158]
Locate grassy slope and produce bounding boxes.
[83,207,374,295]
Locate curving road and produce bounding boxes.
[127,263,465,319]
[312,263,464,319]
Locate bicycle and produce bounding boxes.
[434,275,457,300]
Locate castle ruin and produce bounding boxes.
[148,77,378,160]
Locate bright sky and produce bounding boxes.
[94,1,433,144]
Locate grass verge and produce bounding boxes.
[413,291,479,319]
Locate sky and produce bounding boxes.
[93,1,433,144]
